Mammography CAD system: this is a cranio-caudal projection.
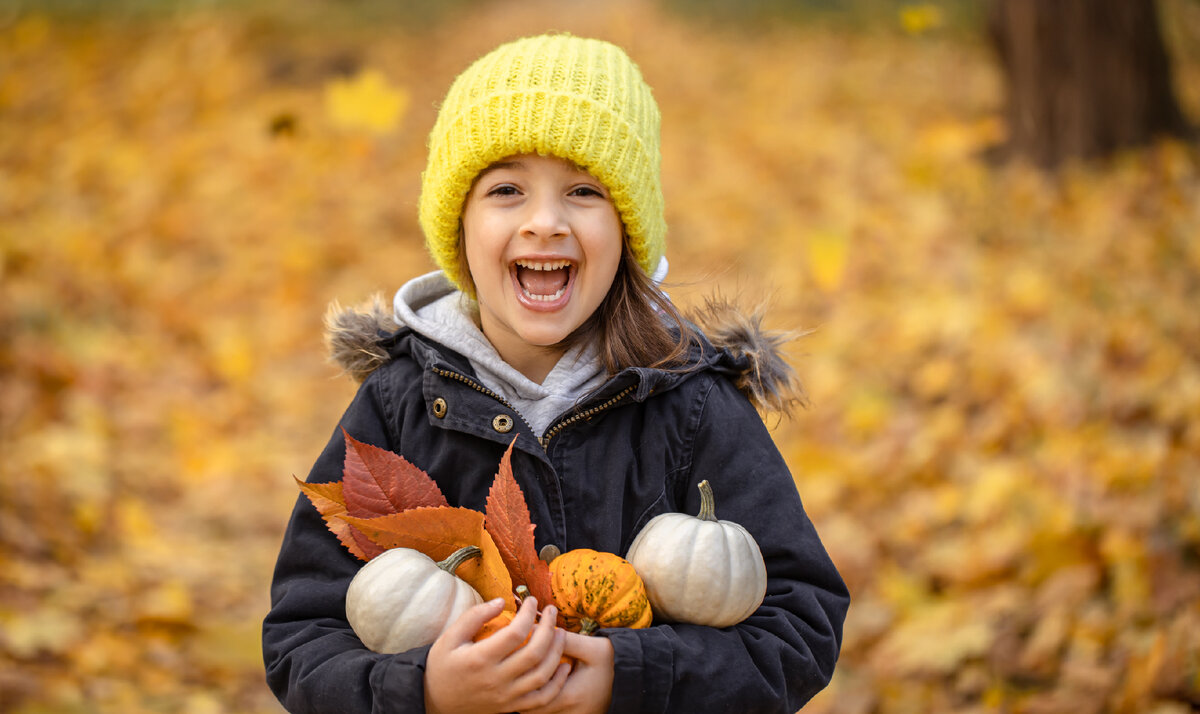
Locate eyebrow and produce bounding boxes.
[478,160,525,177]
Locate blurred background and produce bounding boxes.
[1,0,1198,712]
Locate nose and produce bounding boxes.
[519,193,569,241]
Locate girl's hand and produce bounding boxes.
[521,631,614,714]
[424,596,570,714]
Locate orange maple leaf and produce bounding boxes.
[294,477,383,561]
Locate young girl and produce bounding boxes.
[263,34,848,713]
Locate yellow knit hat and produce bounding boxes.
[419,34,665,293]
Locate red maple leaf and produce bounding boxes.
[484,439,554,608]
[340,429,448,518]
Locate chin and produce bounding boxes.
[520,328,574,349]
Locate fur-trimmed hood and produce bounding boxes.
[324,288,807,417]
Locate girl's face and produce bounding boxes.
[462,153,623,381]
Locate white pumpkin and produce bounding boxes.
[626,480,767,628]
[346,545,484,653]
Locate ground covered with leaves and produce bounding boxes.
[2,2,1199,712]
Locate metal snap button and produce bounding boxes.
[538,544,561,564]
[432,397,447,418]
[492,414,513,433]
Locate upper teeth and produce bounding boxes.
[515,259,570,271]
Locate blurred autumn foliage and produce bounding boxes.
[2,1,1200,712]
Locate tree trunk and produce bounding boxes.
[987,0,1192,169]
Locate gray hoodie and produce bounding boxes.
[390,271,608,437]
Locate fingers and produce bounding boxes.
[427,596,577,713]
[502,600,557,663]
[522,635,615,714]
[438,597,507,647]
[496,598,561,671]
[484,596,571,701]
[504,611,565,686]
[425,598,508,714]
[561,630,615,667]
[509,659,572,713]
[472,593,539,660]
[560,630,600,660]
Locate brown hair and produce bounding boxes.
[567,242,696,375]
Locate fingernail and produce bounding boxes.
[488,598,504,607]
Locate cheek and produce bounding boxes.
[596,219,625,278]
[461,219,500,287]
[460,193,493,269]
[598,245,622,286]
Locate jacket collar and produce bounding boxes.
[324,288,806,416]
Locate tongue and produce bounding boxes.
[518,267,569,296]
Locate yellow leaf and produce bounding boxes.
[843,388,891,437]
[0,608,85,658]
[210,327,254,384]
[871,601,993,676]
[899,4,944,35]
[1101,529,1150,616]
[805,230,849,292]
[912,357,957,400]
[1004,265,1052,316]
[12,14,51,52]
[117,498,157,543]
[876,564,928,615]
[137,579,194,625]
[71,630,140,676]
[190,619,267,674]
[325,70,409,134]
[1018,607,1069,676]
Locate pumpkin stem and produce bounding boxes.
[579,617,598,636]
[696,480,718,522]
[438,545,482,575]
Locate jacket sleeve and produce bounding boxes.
[262,373,430,714]
[601,376,849,714]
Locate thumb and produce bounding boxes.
[439,598,507,646]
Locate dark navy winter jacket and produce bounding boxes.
[263,304,848,713]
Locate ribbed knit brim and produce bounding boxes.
[418,34,665,294]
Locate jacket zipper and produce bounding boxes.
[431,365,525,416]
[431,366,635,451]
[540,385,636,451]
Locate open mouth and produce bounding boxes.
[513,259,574,303]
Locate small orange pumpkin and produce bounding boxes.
[550,549,653,635]
[473,609,518,643]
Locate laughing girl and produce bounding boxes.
[264,33,847,714]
